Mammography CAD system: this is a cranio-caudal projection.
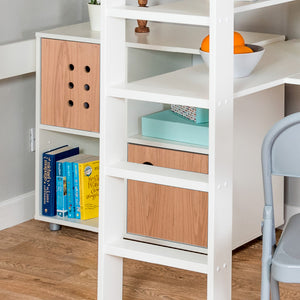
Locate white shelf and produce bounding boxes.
[128,134,209,154]
[109,0,295,26]
[39,124,100,139]
[109,1,210,26]
[234,39,300,98]
[36,215,98,232]
[109,65,210,107]
[286,73,300,85]
[126,21,285,55]
[105,161,209,192]
[104,239,208,273]
[234,0,295,13]
[110,40,300,103]
[36,22,101,44]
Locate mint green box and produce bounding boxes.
[141,110,209,147]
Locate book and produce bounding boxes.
[73,155,96,219]
[73,156,99,220]
[56,154,91,218]
[42,145,79,216]
[56,175,67,217]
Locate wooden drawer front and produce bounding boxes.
[41,38,100,132]
[128,144,208,173]
[127,181,208,247]
[127,144,208,247]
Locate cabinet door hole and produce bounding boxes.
[84,84,90,91]
[85,66,91,73]
[83,102,90,109]
[69,64,74,71]
[69,82,74,89]
[143,162,153,166]
[68,100,74,107]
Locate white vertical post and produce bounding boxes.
[35,37,42,218]
[98,0,127,299]
[208,0,234,299]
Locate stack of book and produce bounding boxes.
[42,145,99,220]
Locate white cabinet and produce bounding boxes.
[35,23,101,232]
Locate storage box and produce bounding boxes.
[171,105,209,124]
[127,144,208,248]
[142,109,209,147]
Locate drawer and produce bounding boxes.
[41,38,100,132]
[127,144,208,248]
[128,144,208,173]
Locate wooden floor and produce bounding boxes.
[0,220,299,300]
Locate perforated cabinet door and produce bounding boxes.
[41,38,100,132]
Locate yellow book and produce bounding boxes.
[77,158,99,220]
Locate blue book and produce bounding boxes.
[73,155,98,219]
[66,160,75,218]
[42,145,79,216]
[56,176,67,217]
[57,154,91,218]
[56,155,80,217]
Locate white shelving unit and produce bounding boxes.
[99,0,300,299]
[35,23,101,233]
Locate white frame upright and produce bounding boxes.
[208,0,234,298]
[99,0,127,299]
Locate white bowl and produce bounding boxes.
[199,44,265,78]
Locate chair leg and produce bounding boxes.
[261,208,274,300]
[271,278,280,300]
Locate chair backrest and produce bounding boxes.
[262,112,300,207]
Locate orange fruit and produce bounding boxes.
[201,35,210,52]
[234,45,253,54]
[234,32,245,47]
[201,31,247,53]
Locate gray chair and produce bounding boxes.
[261,112,300,300]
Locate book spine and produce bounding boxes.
[73,163,81,219]
[66,162,75,218]
[79,161,99,220]
[56,161,64,177]
[56,176,68,217]
[42,154,56,216]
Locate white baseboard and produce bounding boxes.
[0,191,35,231]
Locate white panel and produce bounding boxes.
[232,85,284,249]
[36,22,101,44]
[106,161,209,191]
[35,215,98,232]
[105,239,208,273]
[0,40,35,80]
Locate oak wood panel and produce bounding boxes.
[128,144,208,173]
[127,144,208,247]
[41,38,100,132]
[127,180,208,247]
[1,221,300,299]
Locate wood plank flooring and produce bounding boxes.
[0,220,299,299]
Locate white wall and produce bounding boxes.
[0,0,87,229]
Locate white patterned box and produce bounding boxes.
[171,105,209,124]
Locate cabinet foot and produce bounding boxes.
[49,223,61,231]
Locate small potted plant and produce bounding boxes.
[88,0,101,32]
